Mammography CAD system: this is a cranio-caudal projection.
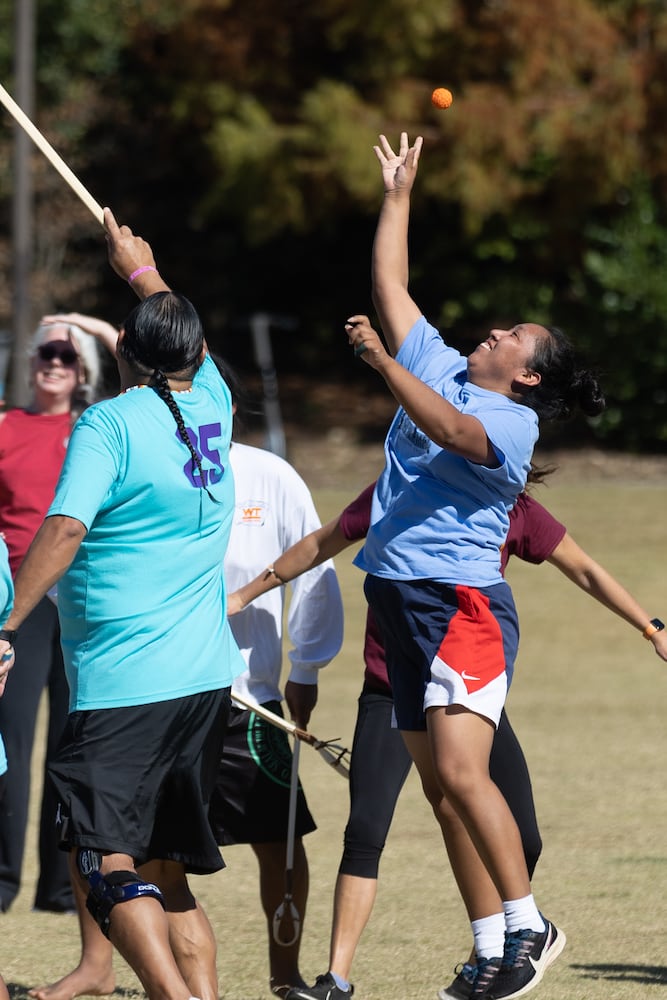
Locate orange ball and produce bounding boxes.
[431,87,453,109]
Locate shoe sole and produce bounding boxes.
[494,925,567,1000]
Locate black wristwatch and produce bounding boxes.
[643,618,665,640]
[0,628,17,645]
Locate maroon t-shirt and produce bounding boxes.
[340,483,567,696]
[0,409,72,575]
[500,492,566,574]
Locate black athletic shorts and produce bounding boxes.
[49,688,231,875]
[209,701,316,845]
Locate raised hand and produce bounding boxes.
[345,315,391,372]
[103,208,156,283]
[373,132,423,194]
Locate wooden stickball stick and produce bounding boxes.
[0,82,105,226]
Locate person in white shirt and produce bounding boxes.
[209,359,345,999]
[210,435,344,998]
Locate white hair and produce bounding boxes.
[30,322,102,401]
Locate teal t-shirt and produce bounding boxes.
[48,354,245,710]
[0,537,14,776]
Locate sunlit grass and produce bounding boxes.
[4,478,667,999]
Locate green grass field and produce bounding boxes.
[3,473,667,1000]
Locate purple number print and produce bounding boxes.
[179,422,224,487]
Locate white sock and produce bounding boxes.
[471,912,506,959]
[502,894,545,933]
[330,971,351,991]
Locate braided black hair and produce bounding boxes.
[523,325,605,422]
[120,291,219,502]
[149,368,218,500]
[120,292,204,374]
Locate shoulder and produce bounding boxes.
[506,491,567,562]
[0,407,26,427]
[230,443,308,487]
[70,397,127,442]
[514,492,562,530]
[198,354,231,398]
[230,441,281,469]
[340,482,375,540]
[396,317,464,381]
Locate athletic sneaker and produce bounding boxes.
[438,962,476,999]
[438,956,502,1000]
[485,918,566,999]
[286,972,354,1000]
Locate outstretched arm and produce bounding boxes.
[103,208,171,299]
[346,316,497,465]
[371,132,424,355]
[227,515,353,615]
[547,532,667,661]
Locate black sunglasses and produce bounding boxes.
[37,342,79,367]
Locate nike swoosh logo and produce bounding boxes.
[461,670,480,681]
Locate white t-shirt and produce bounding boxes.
[225,442,344,705]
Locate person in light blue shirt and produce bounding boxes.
[295,132,605,1000]
[355,315,539,589]
[0,210,245,1000]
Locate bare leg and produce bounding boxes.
[143,860,218,1000]
[426,707,531,901]
[252,839,308,994]
[402,710,530,914]
[90,853,194,1000]
[328,873,377,981]
[29,852,115,1000]
[0,975,9,1000]
[402,731,505,922]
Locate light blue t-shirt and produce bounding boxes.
[355,316,539,587]
[0,537,14,776]
[48,353,246,711]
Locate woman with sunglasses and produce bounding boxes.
[0,316,117,915]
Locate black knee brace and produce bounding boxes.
[86,869,165,938]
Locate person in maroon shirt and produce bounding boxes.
[0,314,117,914]
[228,481,667,1000]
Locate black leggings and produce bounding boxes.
[339,690,542,880]
[0,597,73,912]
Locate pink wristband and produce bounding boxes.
[128,265,157,284]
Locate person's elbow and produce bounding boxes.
[431,422,492,464]
[42,514,88,557]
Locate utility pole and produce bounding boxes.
[249,313,297,459]
[9,0,36,406]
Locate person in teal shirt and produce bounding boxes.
[0,534,15,1000]
[0,210,244,1000]
[0,535,14,785]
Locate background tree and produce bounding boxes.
[1,0,666,447]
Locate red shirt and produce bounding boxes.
[340,483,567,696]
[0,409,72,575]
